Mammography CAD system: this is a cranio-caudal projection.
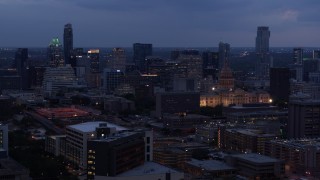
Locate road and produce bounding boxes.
[25,111,65,135]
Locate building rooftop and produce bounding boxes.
[68,121,127,133]
[187,159,235,171]
[270,138,320,150]
[117,162,180,177]
[93,131,139,142]
[226,129,276,138]
[232,153,281,164]
[0,158,29,176]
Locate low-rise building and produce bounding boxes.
[185,159,236,179]
[265,138,320,177]
[226,153,285,179]
[220,128,276,154]
[65,121,127,169]
[162,114,211,131]
[45,135,66,157]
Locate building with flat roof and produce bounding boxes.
[226,153,285,179]
[220,128,276,154]
[162,114,211,131]
[87,132,146,179]
[0,158,29,180]
[155,92,200,117]
[66,121,127,169]
[45,135,66,157]
[265,138,320,177]
[93,162,183,180]
[185,159,236,179]
[288,94,320,139]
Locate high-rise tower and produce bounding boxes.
[255,26,272,79]
[218,42,230,69]
[63,23,73,65]
[15,48,29,89]
[133,43,152,73]
[48,37,64,67]
[293,48,303,65]
[255,26,270,54]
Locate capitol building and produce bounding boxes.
[200,60,271,107]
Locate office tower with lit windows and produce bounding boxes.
[255,26,272,79]
[63,23,73,65]
[133,43,152,73]
[48,37,64,67]
[218,42,230,69]
[106,48,126,72]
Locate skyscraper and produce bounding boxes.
[255,26,270,54]
[48,37,64,67]
[87,49,100,73]
[202,51,219,79]
[293,48,303,65]
[218,42,230,69]
[255,26,272,79]
[106,48,126,72]
[63,23,73,65]
[15,48,29,89]
[133,43,152,73]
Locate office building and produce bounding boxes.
[255,26,271,79]
[226,153,285,179]
[303,59,320,81]
[42,65,78,97]
[101,69,125,93]
[63,23,73,65]
[218,42,230,69]
[288,94,320,139]
[155,92,200,117]
[220,128,276,154]
[290,80,320,99]
[255,26,270,54]
[48,37,64,67]
[313,50,320,59]
[133,43,152,73]
[265,138,320,177]
[66,122,127,169]
[14,48,29,89]
[202,51,219,78]
[185,159,236,179]
[162,114,212,131]
[176,50,203,90]
[106,48,126,72]
[293,48,303,65]
[87,131,153,179]
[87,49,100,73]
[45,135,66,157]
[0,124,8,157]
[270,68,291,102]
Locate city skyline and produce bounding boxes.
[1,0,320,47]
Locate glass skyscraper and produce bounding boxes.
[63,23,73,65]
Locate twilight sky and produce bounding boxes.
[1,0,320,47]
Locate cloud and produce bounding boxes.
[281,10,299,21]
